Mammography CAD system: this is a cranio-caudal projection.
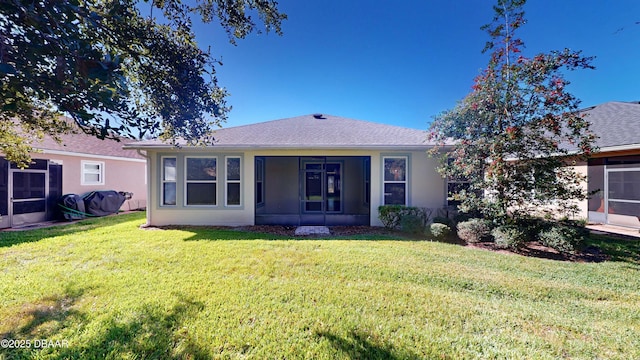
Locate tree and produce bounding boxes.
[428,0,596,223]
[0,0,286,167]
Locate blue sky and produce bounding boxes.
[196,0,640,130]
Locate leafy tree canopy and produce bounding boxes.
[428,0,597,223]
[0,0,286,167]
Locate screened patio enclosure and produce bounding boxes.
[255,156,371,226]
[588,156,640,228]
[0,157,63,229]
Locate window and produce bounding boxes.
[445,158,478,207]
[81,161,104,185]
[185,157,217,206]
[161,157,177,205]
[255,157,264,206]
[226,156,241,206]
[383,156,408,205]
[447,180,471,207]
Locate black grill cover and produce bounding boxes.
[59,194,87,220]
[83,191,126,216]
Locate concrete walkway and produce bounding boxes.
[2,220,72,231]
[587,224,640,239]
[294,226,331,236]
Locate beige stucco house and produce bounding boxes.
[126,114,448,227]
[1,130,147,228]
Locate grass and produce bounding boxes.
[0,212,638,359]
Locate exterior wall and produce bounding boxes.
[406,151,449,209]
[32,153,147,211]
[147,150,254,226]
[572,161,589,220]
[145,148,447,227]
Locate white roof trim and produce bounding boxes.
[39,149,146,163]
[597,144,640,153]
[123,144,435,151]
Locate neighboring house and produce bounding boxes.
[125,114,447,227]
[577,101,640,228]
[0,130,147,229]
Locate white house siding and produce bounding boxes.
[144,149,446,227]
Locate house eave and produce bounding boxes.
[38,148,147,162]
[123,144,437,152]
[596,144,640,154]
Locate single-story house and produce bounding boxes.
[125,114,448,227]
[1,129,147,229]
[579,101,640,228]
[125,102,640,229]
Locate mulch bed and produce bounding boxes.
[237,225,397,237]
[243,226,611,262]
[468,241,608,263]
[150,224,398,238]
[147,224,609,262]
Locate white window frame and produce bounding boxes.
[382,156,408,206]
[161,156,177,206]
[184,156,217,207]
[81,160,105,186]
[225,156,242,207]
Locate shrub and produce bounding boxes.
[400,214,425,234]
[512,216,550,243]
[456,218,492,243]
[491,225,525,250]
[453,210,482,225]
[432,216,453,227]
[428,223,451,241]
[378,206,431,232]
[378,205,404,229]
[538,224,586,254]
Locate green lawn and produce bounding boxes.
[0,212,639,359]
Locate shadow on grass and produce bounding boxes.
[1,291,209,360]
[159,225,416,242]
[0,212,145,248]
[586,234,640,266]
[0,285,88,359]
[317,330,421,360]
[54,296,208,360]
[162,227,291,241]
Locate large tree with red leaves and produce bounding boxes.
[428,0,597,223]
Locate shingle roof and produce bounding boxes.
[127,114,432,149]
[583,101,640,150]
[33,130,144,159]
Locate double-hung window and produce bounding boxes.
[383,156,408,205]
[81,160,104,185]
[185,157,217,206]
[161,157,177,205]
[226,157,241,206]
